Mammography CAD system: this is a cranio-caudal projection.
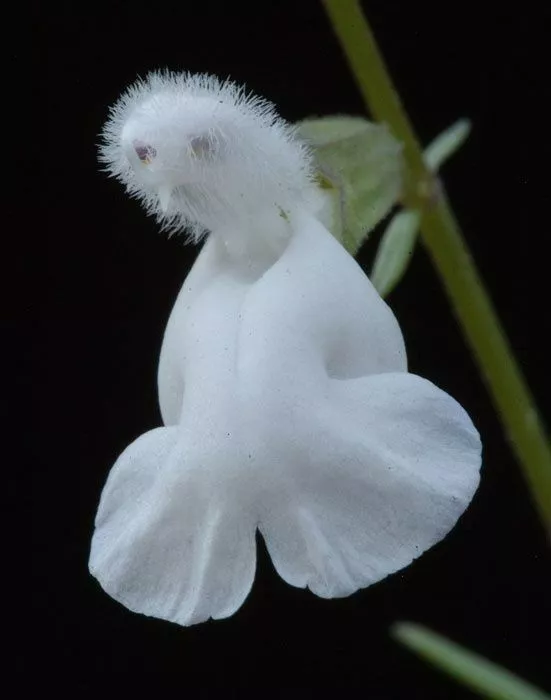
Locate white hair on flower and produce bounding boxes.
[99,70,320,244]
[90,71,481,627]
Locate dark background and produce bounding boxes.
[27,0,549,695]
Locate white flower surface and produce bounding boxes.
[90,72,481,626]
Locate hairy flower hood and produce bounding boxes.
[90,71,481,627]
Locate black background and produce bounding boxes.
[27,0,550,696]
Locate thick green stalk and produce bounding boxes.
[322,0,551,533]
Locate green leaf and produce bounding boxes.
[392,623,550,700]
[370,209,420,297]
[424,118,472,172]
[297,115,403,254]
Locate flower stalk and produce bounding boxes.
[322,0,551,533]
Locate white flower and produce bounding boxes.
[90,71,481,627]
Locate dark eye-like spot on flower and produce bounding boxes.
[133,140,157,164]
[189,135,215,159]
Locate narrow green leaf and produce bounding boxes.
[297,115,403,254]
[370,209,420,297]
[392,623,550,700]
[424,119,472,172]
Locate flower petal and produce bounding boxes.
[158,212,408,432]
[157,234,223,426]
[89,427,257,626]
[259,371,481,598]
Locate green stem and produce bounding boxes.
[322,0,551,533]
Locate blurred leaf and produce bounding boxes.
[371,209,420,296]
[392,623,550,700]
[297,115,403,254]
[424,119,472,172]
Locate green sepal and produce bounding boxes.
[370,209,420,297]
[297,116,403,254]
[424,119,472,172]
[370,118,472,296]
